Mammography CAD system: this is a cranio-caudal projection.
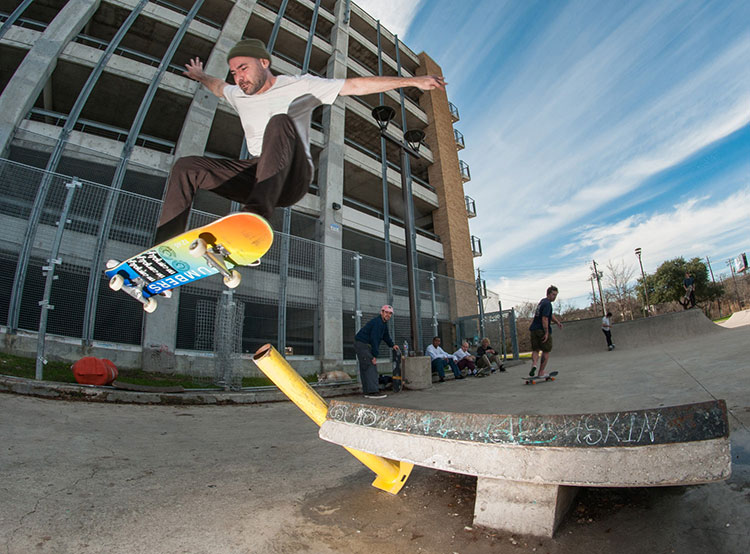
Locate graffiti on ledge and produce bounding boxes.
[327,400,728,447]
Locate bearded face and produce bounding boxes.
[229,57,270,95]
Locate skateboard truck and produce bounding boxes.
[189,238,241,288]
[108,274,158,313]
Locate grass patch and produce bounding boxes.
[0,352,319,389]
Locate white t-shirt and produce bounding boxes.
[602,316,611,331]
[453,348,472,361]
[223,74,345,165]
[426,344,455,361]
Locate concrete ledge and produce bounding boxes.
[319,399,731,537]
[0,374,361,405]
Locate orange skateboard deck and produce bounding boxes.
[104,213,273,312]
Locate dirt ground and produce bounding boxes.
[295,438,749,554]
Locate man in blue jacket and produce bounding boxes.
[354,305,400,399]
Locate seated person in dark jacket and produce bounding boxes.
[476,337,505,372]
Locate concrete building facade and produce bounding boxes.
[0,0,480,369]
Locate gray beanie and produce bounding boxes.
[227,39,272,64]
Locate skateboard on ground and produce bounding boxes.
[391,348,402,392]
[474,365,491,377]
[104,213,273,313]
[522,371,558,385]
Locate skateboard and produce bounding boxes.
[104,213,273,313]
[392,348,402,392]
[522,371,558,385]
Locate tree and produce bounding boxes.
[515,301,536,319]
[603,259,637,320]
[645,257,723,307]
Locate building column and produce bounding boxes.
[316,0,349,369]
[142,0,256,367]
[0,0,101,156]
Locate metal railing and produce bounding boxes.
[465,195,476,218]
[459,159,471,182]
[454,128,465,150]
[471,235,482,257]
[449,102,460,122]
[26,108,177,154]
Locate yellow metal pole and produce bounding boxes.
[253,344,413,494]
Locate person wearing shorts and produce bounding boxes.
[528,286,563,378]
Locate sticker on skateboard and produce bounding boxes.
[523,371,558,385]
[104,213,273,312]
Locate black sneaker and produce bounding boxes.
[529,366,537,377]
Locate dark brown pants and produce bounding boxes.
[155,114,311,243]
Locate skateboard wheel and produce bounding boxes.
[143,297,158,313]
[105,259,120,269]
[109,274,125,291]
[189,238,207,257]
[223,269,241,289]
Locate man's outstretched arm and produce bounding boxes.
[339,74,446,97]
[183,57,227,98]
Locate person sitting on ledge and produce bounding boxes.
[425,336,464,382]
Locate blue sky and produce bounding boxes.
[356,0,750,309]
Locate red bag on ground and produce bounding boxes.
[72,357,118,386]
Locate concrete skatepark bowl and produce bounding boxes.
[320,309,741,537]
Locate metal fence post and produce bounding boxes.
[509,307,519,360]
[277,208,291,354]
[36,178,81,379]
[353,252,362,332]
[499,301,507,360]
[429,272,438,337]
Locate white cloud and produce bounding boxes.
[487,186,750,309]
[468,29,750,267]
[352,0,423,38]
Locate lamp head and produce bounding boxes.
[404,129,425,152]
[371,105,395,132]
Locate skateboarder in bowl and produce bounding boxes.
[154,39,446,244]
[602,311,615,351]
[528,286,563,378]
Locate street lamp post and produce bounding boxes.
[371,105,424,354]
[635,247,650,316]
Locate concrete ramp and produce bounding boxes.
[718,309,750,328]
[554,309,724,356]
[320,399,730,537]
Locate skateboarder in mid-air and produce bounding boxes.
[528,286,563,378]
[154,39,446,244]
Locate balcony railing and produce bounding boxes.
[465,195,476,218]
[454,128,465,150]
[26,108,177,154]
[448,102,459,122]
[459,160,471,182]
[471,235,482,257]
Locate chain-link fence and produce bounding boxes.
[0,158,515,372]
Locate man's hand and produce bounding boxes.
[371,357,377,365]
[410,74,447,91]
[183,57,226,98]
[183,57,207,81]
[542,332,549,343]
